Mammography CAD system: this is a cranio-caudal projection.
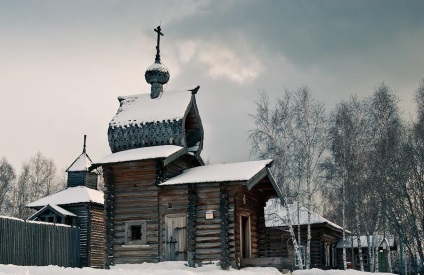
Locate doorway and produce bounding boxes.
[164,214,187,261]
[240,215,251,258]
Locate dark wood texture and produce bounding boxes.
[103,160,161,265]
[0,216,80,267]
[88,205,105,268]
[265,223,343,270]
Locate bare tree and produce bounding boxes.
[0,157,16,215]
[384,79,424,274]
[6,152,64,219]
[291,87,328,268]
[9,163,33,219]
[249,87,328,269]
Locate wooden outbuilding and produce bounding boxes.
[335,235,396,272]
[27,139,105,268]
[264,202,344,270]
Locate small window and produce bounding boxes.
[295,245,306,267]
[356,253,368,265]
[125,221,147,245]
[131,225,142,240]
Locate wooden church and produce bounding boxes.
[26,136,105,268]
[93,26,285,269]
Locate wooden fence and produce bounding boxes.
[0,216,80,267]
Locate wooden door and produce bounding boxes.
[164,214,187,261]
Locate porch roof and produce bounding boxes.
[159,159,273,185]
[28,204,77,221]
[265,201,344,231]
[27,186,104,208]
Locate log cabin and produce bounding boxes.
[335,235,396,272]
[92,26,286,270]
[264,201,345,270]
[26,137,105,268]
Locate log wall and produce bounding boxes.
[88,205,105,268]
[66,205,90,267]
[103,160,160,265]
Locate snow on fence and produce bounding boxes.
[0,216,80,267]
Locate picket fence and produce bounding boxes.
[0,216,80,267]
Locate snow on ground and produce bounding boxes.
[0,262,395,275]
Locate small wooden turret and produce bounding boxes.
[66,135,98,189]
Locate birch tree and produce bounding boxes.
[384,79,424,273]
[249,87,327,269]
[366,83,404,272]
[291,87,328,269]
[329,96,372,270]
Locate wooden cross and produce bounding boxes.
[154,26,164,62]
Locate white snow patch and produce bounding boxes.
[160,159,273,185]
[0,215,24,221]
[0,262,394,275]
[110,89,195,128]
[67,153,92,172]
[27,186,104,208]
[0,262,281,275]
[265,200,343,230]
[146,62,170,73]
[26,219,72,227]
[95,145,185,165]
[0,215,71,227]
[293,268,394,275]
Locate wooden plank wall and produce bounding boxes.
[67,172,98,189]
[88,205,105,268]
[104,160,160,265]
[0,216,80,267]
[66,205,90,267]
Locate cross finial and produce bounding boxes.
[83,135,87,154]
[154,26,164,63]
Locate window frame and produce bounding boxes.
[124,220,147,245]
[356,253,368,265]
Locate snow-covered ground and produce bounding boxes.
[0,262,395,275]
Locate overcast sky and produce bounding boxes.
[1,0,423,172]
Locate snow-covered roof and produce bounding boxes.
[94,145,185,165]
[336,235,395,248]
[160,159,273,185]
[265,200,343,230]
[109,89,194,128]
[66,152,93,172]
[28,204,77,220]
[27,186,104,208]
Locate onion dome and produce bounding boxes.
[145,61,170,99]
[145,26,170,99]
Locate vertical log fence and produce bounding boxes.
[0,216,80,267]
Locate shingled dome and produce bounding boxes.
[145,62,170,99]
[108,86,203,155]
